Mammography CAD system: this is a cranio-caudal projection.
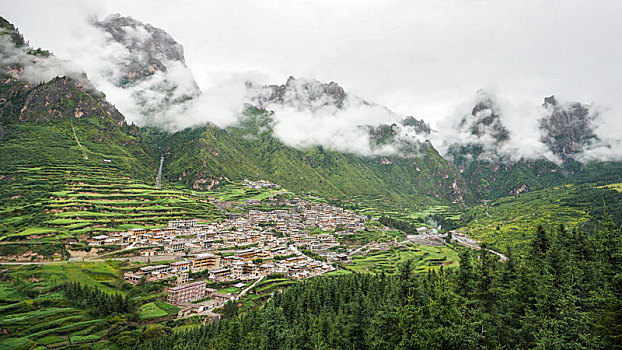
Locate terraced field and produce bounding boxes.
[138,301,179,320]
[459,183,622,253]
[0,261,182,348]
[0,163,223,259]
[0,262,116,348]
[241,277,297,310]
[331,244,460,275]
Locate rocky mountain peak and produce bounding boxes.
[540,96,596,161]
[543,95,558,107]
[459,91,509,142]
[444,91,513,176]
[92,14,201,127]
[95,14,190,86]
[402,116,431,135]
[285,75,296,85]
[251,76,350,111]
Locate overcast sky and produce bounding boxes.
[2,0,621,123]
[1,0,621,160]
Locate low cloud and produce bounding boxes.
[269,101,401,157]
[0,36,85,84]
[577,106,622,162]
[433,90,622,164]
[2,2,621,162]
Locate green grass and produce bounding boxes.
[70,334,101,343]
[0,336,34,349]
[0,307,75,326]
[205,183,283,202]
[597,183,622,192]
[344,244,459,275]
[254,280,295,294]
[239,277,298,312]
[154,300,180,316]
[217,287,241,294]
[36,335,66,346]
[458,183,622,253]
[324,269,352,277]
[0,284,27,301]
[0,260,150,348]
[138,302,169,319]
[1,161,223,249]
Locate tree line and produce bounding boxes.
[378,216,421,234]
[135,216,621,349]
[62,281,132,316]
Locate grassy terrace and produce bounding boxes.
[0,163,222,256]
[332,244,460,275]
[0,261,180,348]
[240,277,297,311]
[459,184,601,253]
[204,183,285,202]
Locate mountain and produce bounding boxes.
[92,14,201,127]
[2,12,620,248]
[540,95,597,161]
[446,91,509,166]
[0,16,470,245]
[143,74,472,210]
[440,90,622,200]
[249,76,352,111]
[444,91,546,198]
[143,107,471,211]
[0,18,220,247]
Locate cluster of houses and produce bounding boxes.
[93,184,379,307]
[124,244,336,288]
[86,196,366,253]
[241,179,281,189]
[244,198,368,233]
[86,219,198,248]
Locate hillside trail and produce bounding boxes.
[71,120,88,160]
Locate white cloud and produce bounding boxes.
[270,100,400,156]
[0,36,84,84]
[1,0,620,159]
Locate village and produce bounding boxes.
[81,182,372,310]
[78,180,466,318]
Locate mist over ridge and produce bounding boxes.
[2,2,621,162]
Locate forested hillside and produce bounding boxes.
[459,184,622,253]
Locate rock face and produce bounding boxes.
[443,92,560,200]
[540,95,597,161]
[249,76,352,111]
[402,116,431,135]
[249,76,434,157]
[447,91,509,167]
[0,17,119,127]
[461,92,509,142]
[17,77,125,125]
[95,14,191,86]
[93,14,201,126]
[367,117,432,156]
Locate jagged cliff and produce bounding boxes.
[92,14,201,127]
[540,95,597,161]
[249,76,351,111]
[0,16,153,175]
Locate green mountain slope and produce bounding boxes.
[143,109,472,215]
[0,20,221,253]
[0,83,222,246]
[459,183,622,253]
